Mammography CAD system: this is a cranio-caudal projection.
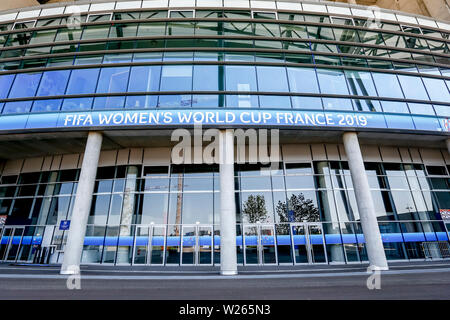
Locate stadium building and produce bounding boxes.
[0,0,449,275]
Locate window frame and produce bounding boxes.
[86,13,113,23]
[251,11,278,20]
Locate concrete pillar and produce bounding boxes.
[342,132,388,270]
[60,132,103,275]
[219,129,238,275]
[116,165,138,264]
[446,138,450,155]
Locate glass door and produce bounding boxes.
[243,224,278,265]
[0,227,25,262]
[181,225,196,265]
[198,225,213,265]
[243,225,259,264]
[291,223,327,264]
[132,225,167,265]
[308,224,327,263]
[180,225,213,265]
[0,227,13,261]
[150,225,165,265]
[260,225,277,265]
[291,224,309,264]
[133,226,150,265]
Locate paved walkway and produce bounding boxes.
[0,260,449,299]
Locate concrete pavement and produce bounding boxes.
[0,261,449,299]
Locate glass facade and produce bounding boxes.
[1,154,449,265]
[0,7,448,119]
[0,2,449,267]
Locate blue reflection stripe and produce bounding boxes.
[7,232,450,247]
[0,109,446,133]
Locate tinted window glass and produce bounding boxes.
[96,67,130,93]
[193,65,221,91]
[422,77,450,102]
[0,74,14,99]
[256,66,289,92]
[160,65,192,91]
[8,72,42,98]
[316,69,349,95]
[225,65,257,92]
[344,70,377,96]
[128,66,161,92]
[287,67,319,93]
[36,70,70,96]
[66,69,100,94]
[372,73,404,98]
[397,75,429,100]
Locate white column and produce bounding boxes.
[342,132,388,270]
[116,166,138,264]
[60,132,103,275]
[219,129,238,275]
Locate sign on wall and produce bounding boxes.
[0,109,446,133]
[59,220,71,231]
[440,209,450,221]
[0,215,7,226]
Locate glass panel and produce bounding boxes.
[5,228,23,261]
[400,221,425,259]
[8,72,42,98]
[82,25,110,39]
[102,226,119,263]
[81,226,105,264]
[96,67,130,93]
[275,224,292,263]
[291,225,308,263]
[0,74,15,99]
[181,226,195,264]
[225,65,257,92]
[0,228,13,260]
[17,226,41,262]
[308,224,326,263]
[166,225,181,264]
[193,65,221,91]
[160,65,192,91]
[340,223,360,262]
[128,66,161,92]
[244,225,258,264]
[260,226,277,264]
[397,75,429,100]
[344,70,377,97]
[287,67,319,93]
[66,69,100,94]
[422,77,450,102]
[133,226,149,264]
[198,226,213,265]
[151,226,165,264]
[257,66,289,92]
[317,69,349,95]
[372,72,404,98]
[379,222,406,260]
[323,222,345,263]
[116,225,134,264]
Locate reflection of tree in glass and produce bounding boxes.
[276,193,319,227]
[242,195,268,223]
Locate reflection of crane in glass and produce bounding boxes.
[175,174,183,236]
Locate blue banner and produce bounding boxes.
[0,109,448,133]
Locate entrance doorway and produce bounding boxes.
[132,224,214,266]
[132,225,166,265]
[291,223,327,264]
[181,225,213,265]
[0,226,25,262]
[243,224,277,265]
